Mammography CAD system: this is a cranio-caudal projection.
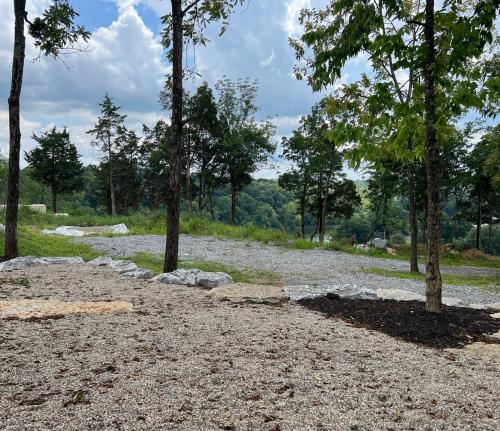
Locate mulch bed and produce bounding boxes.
[299,294,500,349]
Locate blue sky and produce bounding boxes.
[0,0,369,178]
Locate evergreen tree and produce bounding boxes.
[25,127,83,213]
[87,94,126,216]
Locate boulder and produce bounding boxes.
[370,238,387,249]
[485,303,500,312]
[121,268,154,279]
[42,223,128,237]
[196,272,234,289]
[87,256,114,266]
[42,226,86,237]
[0,257,48,271]
[442,296,464,307]
[152,268,232,288]
[284,284,377,301]
[376,288,425,302]
[0,256,84,271]
[108,260,138,274]
[207,283,288,305]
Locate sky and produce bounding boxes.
[0,0,369,179]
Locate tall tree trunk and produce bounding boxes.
[230,182,237,225]
[109,167,117,216]
[164,0,183,272]
[208,189,215,221]
[407,140,419,272]
[4,0,26,259]
[51,186,57,214]
[198,174,203,215]
[300,202,305,239]
[319,197,327,246]
[424,0,442,313]
[475,191,481,250]
[186,154,192,217]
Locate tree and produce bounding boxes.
[280,104,353,245]
[291,0,498,312]
[25,127,83,213]
[464,126,500,250]
[87,94,126,216]
[5,0,89,259]
[216,77,275,225]
[141,120,170,209]
[161,0,244,272]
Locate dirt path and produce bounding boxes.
[76,234,500,305]
[1,265,499,430]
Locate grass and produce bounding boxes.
[365,267,500,292]
[15,208,500,270]
[129,252,281,285]
[0,227,99,261]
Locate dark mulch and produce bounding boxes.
[299,294,500,349]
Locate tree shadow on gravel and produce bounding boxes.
[299,294,500,349]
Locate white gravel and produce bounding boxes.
[75,234,500,305]
[0,265,499,430]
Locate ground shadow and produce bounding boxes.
[299,294,500,349]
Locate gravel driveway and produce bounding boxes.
[1,265,498,431]
[76,235,499,305]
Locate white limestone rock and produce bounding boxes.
[376,288,426,302]
[121,268,154,279]
[108,260,138,274]
[152,268,232,288]
[0,256,85,271]
[87,256,114,266]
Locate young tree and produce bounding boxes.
[87,94,126,216]
[161,0,245,272]
[25,127,83,213]
[291,0,498,312]
[216,77,275,225]
[5,0,89,259]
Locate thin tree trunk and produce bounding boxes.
[488,215,492,253]
[51,186,57,214]
[407,139,419,272]
[164,0,183,272]
[198,174,203,215]
[186,154,192,217]
[208,189,215,221]
[4,0,26,259]
[300,202,305,239]
[109,167,117,216]
[424,0,442,313]
[475,191,481,250]
[108,145,116,216]
[230,182,237,225]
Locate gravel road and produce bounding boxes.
[1,265,498,431]
[76,235,500,305]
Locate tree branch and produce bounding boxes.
[182,0,203,16]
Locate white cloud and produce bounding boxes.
[0,0,169,166]
[260,49,276,66]
[282,0,311,38]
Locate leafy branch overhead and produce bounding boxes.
[27,0,90,61]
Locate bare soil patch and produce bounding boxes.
[300,294,500,349]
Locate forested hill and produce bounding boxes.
[9,166,499,255]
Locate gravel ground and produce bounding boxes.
[76,235,500,305]
[1,265,499,431]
